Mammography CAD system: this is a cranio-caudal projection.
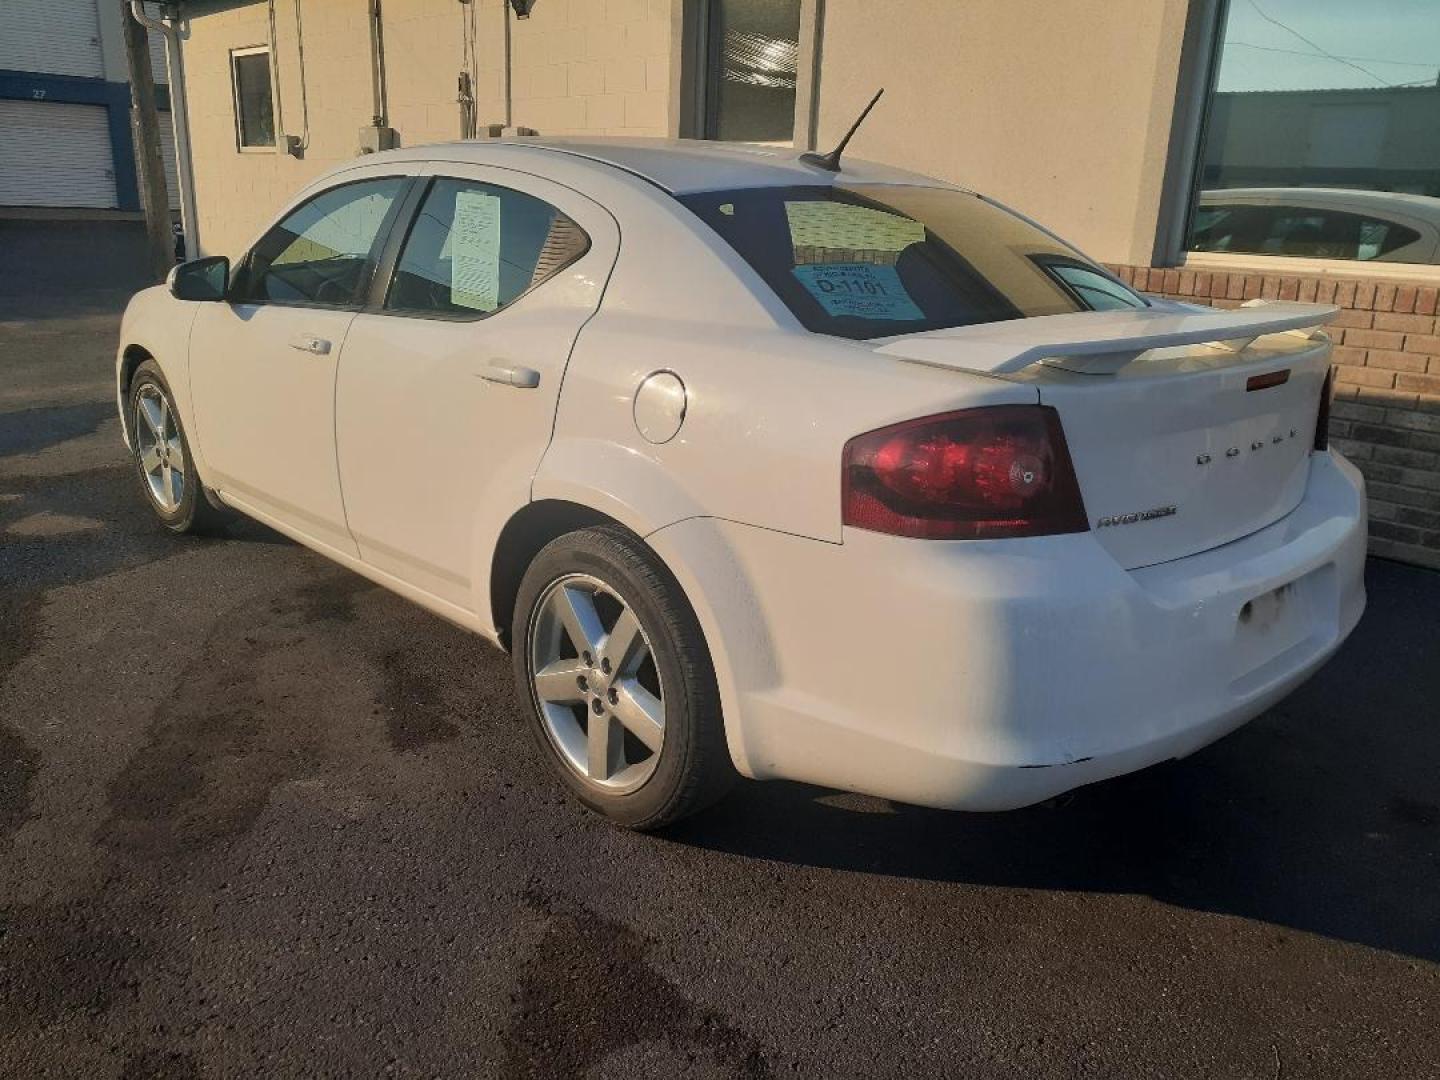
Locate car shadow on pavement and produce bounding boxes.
[668,557,1440,967]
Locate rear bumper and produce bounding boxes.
[650,450,1367,810]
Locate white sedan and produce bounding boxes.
[116,138,1367,828]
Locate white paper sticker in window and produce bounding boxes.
[792,262,924,321]
[451,190,502,311]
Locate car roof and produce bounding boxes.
[364,136,962,195]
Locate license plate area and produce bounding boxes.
[1232,564,1336,686]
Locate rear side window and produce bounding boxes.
[1189,203,1421,262]
[385,177,589,318]
[1034,256,1147,311]
[678,184,1145,340]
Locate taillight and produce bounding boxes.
[1314,367,1333,451]
[842,405,1089,540]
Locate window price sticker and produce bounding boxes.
[451,190,502,311]
[792,262,924,321]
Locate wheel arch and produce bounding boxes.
[489,498,762,780]
[116,344,155,446]
[489,499,620,651]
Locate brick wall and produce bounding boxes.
[1109,264,1440,571]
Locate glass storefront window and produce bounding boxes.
[1189,0,1440,264]
[704,0,801,144]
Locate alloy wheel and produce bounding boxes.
[134,384,186,513]
[528,573,666,794]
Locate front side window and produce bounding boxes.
[232,177,406,306]
[704,0,801,144]
[1188,0,1440,264]
[230,46,275,149]
[384,178,589,318]
[680,184,1146,340]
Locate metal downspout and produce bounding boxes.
[128,0,199,260]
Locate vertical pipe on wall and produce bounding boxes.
[128,2,197,262]
[292,0,311,150]
[502,1,513,128]
[368,0,390,127]
[266,0,289,151]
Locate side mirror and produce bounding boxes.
[167,256,230,302]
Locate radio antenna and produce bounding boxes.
[799,88,884,173]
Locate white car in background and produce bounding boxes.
[115,138,1367,828]
[1192,187,1440,264]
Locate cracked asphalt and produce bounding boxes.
[1,286,1438,1078]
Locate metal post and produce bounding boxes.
[130,1,198,260]
[120,0,174,280]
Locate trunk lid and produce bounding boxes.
[873,301,1336,569]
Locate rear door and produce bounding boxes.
[334,164,619,611]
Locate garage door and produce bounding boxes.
[0,0,104,79]
[158,117,181,211]
[0,100,119,209]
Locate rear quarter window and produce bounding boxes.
[678,184,1145,340]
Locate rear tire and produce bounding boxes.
[127,360,225,535]
[511,525,735,829]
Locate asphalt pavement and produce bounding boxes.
[1,287,1438,1078]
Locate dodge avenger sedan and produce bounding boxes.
[115,138,1366,828]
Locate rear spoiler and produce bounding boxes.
[874,300,1338,376]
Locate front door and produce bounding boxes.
[334,165,619,611]
[189,170,415,555]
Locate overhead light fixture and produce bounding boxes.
[508,0,535,16]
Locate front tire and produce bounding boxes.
[127,360,224,534]
[511,525,734,829]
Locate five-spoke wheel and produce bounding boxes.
[126,359,223,534]
[134,382,187,512]
[529,573,666,793]
[513,525,735,828]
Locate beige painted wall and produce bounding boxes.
[811,0,1191,266]
[181,0,673,257]
[181,0,1187,264]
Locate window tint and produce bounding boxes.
[705,0,801,143]
[231,48,275,149]
[679,184,1146,340]
[1190,201,1421,262]
[384,178,589,317]
[1188,0,1440,265]
[1035,257,1147,310]
[233,177,405,306]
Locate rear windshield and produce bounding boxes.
[678,184,1147,340]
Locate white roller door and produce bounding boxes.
[0,100,118,209]
[0,0,104,79]
[143,2,170,84]
[131,111,182,212]
[158,113,181,211]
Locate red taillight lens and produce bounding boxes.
[1314,367,1333,451]
[842,405,1089,540]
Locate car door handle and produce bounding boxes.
[289,335,332,356]
[479,362,540,389]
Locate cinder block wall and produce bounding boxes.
[182,0,674,258]
[1111,264,1440,570]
